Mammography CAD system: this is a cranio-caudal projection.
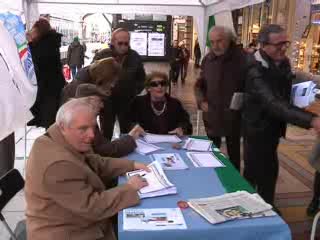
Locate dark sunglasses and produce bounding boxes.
[117,41,129,46]
[266,41,291,49]
[149,80,168,87]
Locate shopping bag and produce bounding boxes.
[63,64,71,81]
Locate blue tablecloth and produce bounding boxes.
[118,143,291,240]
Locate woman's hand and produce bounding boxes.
[168,127,184,137]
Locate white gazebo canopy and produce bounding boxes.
[3,0,264,56]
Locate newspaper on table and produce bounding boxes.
[126,161,177,198]
[182,138,212,151]
[152,153,188,170]
[291,81,317,108]
[188,191,273,224]
[144,133,182,144]
[135,139,163,155]
[123,208,187,231]
[186,152,225,168]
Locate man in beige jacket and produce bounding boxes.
[25,99,148,240]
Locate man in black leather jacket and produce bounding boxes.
[242,24,320,206]
[92,28,146,139]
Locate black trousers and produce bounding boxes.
[209,135,241,171]
[101,99,131,140]
[0,133,15,177]
[170,64,180,83]
[195,55,201,67]
[180,61,188,83]
[312,171,320,201]
[243,133,280,205]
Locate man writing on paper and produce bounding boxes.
[194,26,246,170]
[25,99,149,240]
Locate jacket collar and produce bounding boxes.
[254,49,290,71]
[254,50,269,68]
[47,124,87,163]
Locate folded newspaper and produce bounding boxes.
[188,191,274,224]
[126,161,177,198]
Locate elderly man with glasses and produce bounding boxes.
[93,28,146,140]
[242,24,320,208]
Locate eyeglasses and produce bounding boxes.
[266,41,291,49]
[149,80,168,87]
[117,41,129,46]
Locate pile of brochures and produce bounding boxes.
[182,138,212,151]
[126,161,177,198]
[143,133,181,144]
[188,191,275,224]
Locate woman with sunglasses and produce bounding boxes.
[128,71,192,136]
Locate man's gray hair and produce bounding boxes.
[257,24,285,45]
[56,98,95,127]
[209,25,236,43]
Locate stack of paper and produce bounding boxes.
[291,81,317,108]
[144,133,182,144]
[188,191,274,224]
[135,139,162,155]
[182,138,212,151]
[152,153,188,170]
[126,161,177,198]
[186,152,225,168]
[123,208,187,231]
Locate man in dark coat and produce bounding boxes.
[242,24,320,206]
[194,39,201,68]
[92,28,146,139]
[169,40,183,85]
[28,18,65,129]
[194,26,246,171]
[67,36,85,78]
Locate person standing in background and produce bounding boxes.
[28,18,65,129]
[194,39,201,68]
[180,42,190,84]
[169,40,183,85]
[67,36,85,79]
[194,26,246,171]
[92,28,146,140]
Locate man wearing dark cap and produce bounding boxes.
[93,28,146,140]
[75,83,144,157]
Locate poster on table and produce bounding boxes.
[148,32,165,57]
[130,32,148,56]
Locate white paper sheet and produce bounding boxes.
[123,208,187,231]
[183,138,212,152]
[291,81,317,108]
[126,161,177,198]
[135,139,163,155]
[152,153,188,170]
[144,133,182,144]
[186,152,225,168]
